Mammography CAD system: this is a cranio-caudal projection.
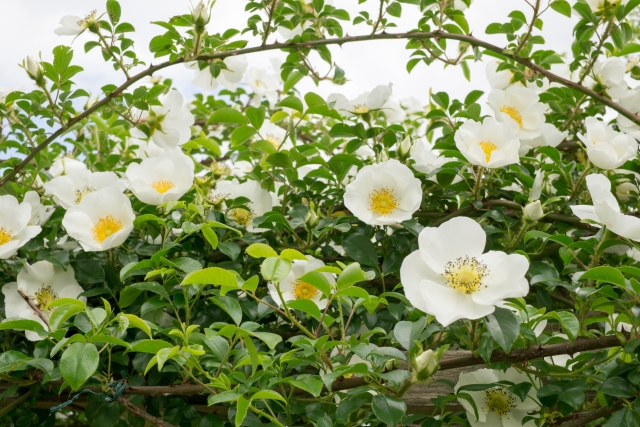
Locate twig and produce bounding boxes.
[0,390,32,417]
[556,400,625,427]
[17,289,49,327]
[117,397,178,427]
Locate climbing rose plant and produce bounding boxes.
[2,0,640,426]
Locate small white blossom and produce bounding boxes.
[211,179,273,231]
[188,56,248,91]
[523,200,544,221]
[136,90,195,151]
[54,11,97,36]
[578,117,638,170]
[592,57,628,99]
[44,169,126,209]
[328,84,393,117]
[0,195,42,259]
[23,192,55,226]
[49,157,87,177]
[247,67,280,107]
[62,187,135,252]
[268,256,335,309]
[400,217,530,326]
[455,117,521,168]
[519,123,568,155]
[489,87,546,139]
[1,261,85,341]
[344,160,422,226]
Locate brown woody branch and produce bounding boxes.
[117,397,178,427]
[17,289,49,327]
[3,31,638,187]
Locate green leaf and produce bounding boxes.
[279,248,307,261]
[106,0,121,24]
[248,331,282,350]
[208,390,239,405]
[235,396,250,426]
[343,234,378,267]
[277,96,304,112]
[548,311,580,340]
[393,317,426,351]
[201,227,219,250]
[206,107,246,125]
[485,307,520,352]
[0,318,47,338]
[304,92,326,108]
[251,390,285,401]
[550,0,572,17]
[48,304,84,331]
[231,126,257,146]
[580,266,626,288]
[210,296,243,326]
[242,275,260,293]
[371,394,407,426]
[336,263,366,289]
[287,298,322,320]
[60,342,99,391]
[246,243,278,259]
[599,377,636,398]
[88,334,131,349]
[261,257,292,282]
[120,314,152,338]
[128,339,172,354]
[204,336,229,360]
[71,259,105,284]
[283,70,304,92]
[246,106,265,129]
[182,267,238,288]
[291,377,323,397]
[386,2,402,17]
[297,271,332,297]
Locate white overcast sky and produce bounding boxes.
[0,0,577,106]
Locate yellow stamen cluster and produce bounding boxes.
[266,135,281,149]
[92,215,123,243]
[368,188,399,216]
[478,141,498,163]
[0,227,12,246]
[353,104,369,114]
[485,387,517,416]
[293,280,318,300]
[443,256,488,294]
[229,208,253,227]
[35,285,58,312]
[150,180,175,194]
[74,186,96,204]
[500,106,523,127]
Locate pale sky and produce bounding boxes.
[0,0,577,108]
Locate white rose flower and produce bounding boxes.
[344,160,422,226]
[578,117,638,170]
[616,181,638,201]
[617,88,640,141]
[488,87,546,139]
[211,179,273,231]
[519,123,568,155]
[532,170,544,200]
[401,97,422,114]
[453,0,472,10]
[400,217,530,326]
[53,11,97,36]
[137,90,195,151]
[485,60,513,90]
[62,187,135,252]
[259,122,292,150]
[44,169,126,209]
[127,134,166,159]
[586,0,629,12]
[327,84,393,117]
[454,368,541,427]
[188,56,248,91]
[230,160,254,178]
[192,0,209,25]
[1,261,85,341]
[592,57,628,99]
[267,256,335,309]
[247,67,280,107]
[0,195,42,259]
[571,173,640,241]
[454,117,521,168]
[23,191,55,226]
[49,157,87,177]
[126,150,195,205]
[410,140,462,184]
[381,98,406,123]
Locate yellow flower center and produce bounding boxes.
[368,188,399,216]
[255,80,263,87]
[353,104,369,114]
[74,186,96,204]
[228,208,253,227]
[35,285,58,312]
[293,281,318,300]
[92,215,123,243]
[443,256,488,294]
[478,141,498,163]
[500,106,523,127]
[485,387,517,416]
[150,180,175,194]
[266,135,281,149]
[0,227,12,246]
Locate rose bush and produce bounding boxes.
[1,0,640,426]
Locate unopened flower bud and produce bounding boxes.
[414,349,439,382]
[24,56,44,84]
[192,1,210,30]
[399,137,412,156]
[305,209,319,227]
[616,182,638,201]
[523,200,544,221]
[379,151,389,162]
